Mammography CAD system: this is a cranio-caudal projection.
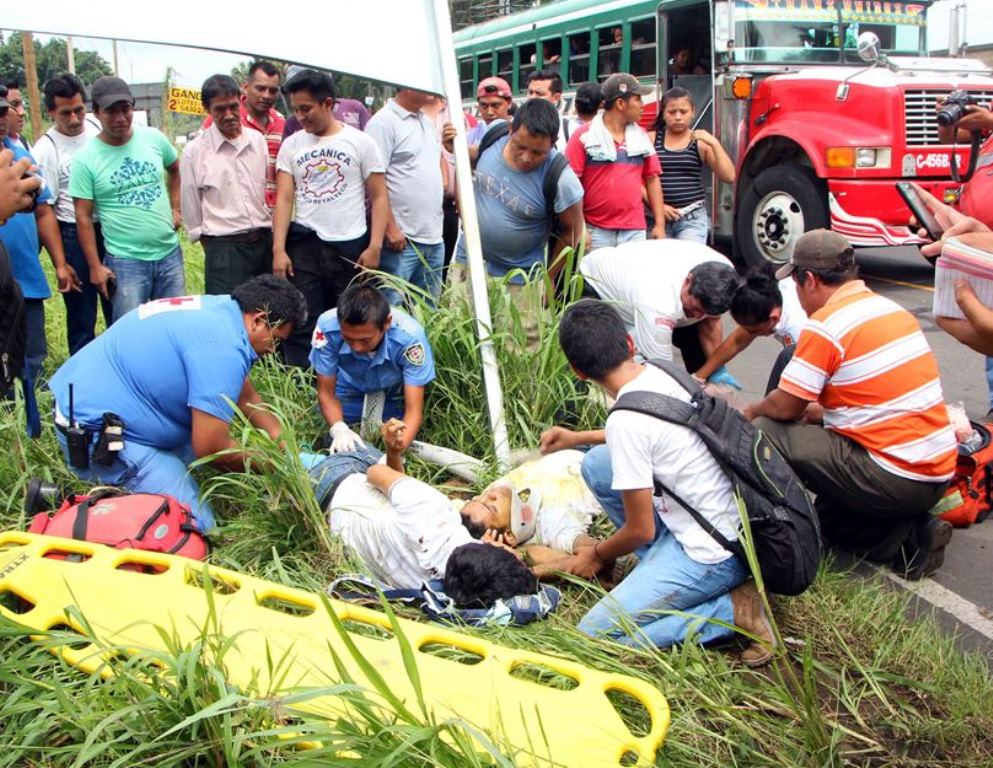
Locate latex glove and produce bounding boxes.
[298,451,326,470]
[329,421,365,454]
[709,365,743,391]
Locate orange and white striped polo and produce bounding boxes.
[780,280,956,483]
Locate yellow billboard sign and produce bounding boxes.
[167,86,205,115]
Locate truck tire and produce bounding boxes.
[735,164,829,268]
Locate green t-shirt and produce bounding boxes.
[69,127,179,261]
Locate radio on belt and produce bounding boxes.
[65,383,91,470]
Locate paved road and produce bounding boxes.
[725,246,993,659]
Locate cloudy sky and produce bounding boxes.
[928,0,993,50]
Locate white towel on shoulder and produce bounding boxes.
[580,112,654,162]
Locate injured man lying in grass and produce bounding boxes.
[307,419,605,605]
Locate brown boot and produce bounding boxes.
[730,581,777,668]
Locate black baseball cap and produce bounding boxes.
[601,73,652,102]
[91,76,135,110]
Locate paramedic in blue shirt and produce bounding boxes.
[49,275,308,531]
[310,282,435,453]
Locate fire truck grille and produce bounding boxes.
[904,88,993,146]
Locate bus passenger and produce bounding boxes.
[566,73,665,249]
[649,87,735,243]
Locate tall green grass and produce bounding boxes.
[1,239,992,766]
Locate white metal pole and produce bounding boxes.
[430,0,511,469]
[66,36,76,73]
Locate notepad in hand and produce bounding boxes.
[933,237,993,320]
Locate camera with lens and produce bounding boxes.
[937,89,978,127]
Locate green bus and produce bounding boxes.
[454,0,666,119]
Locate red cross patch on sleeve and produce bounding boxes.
[311,327,328,349]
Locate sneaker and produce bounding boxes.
[893,517,952,581]
[730,581,777,668]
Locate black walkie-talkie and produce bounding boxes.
[65,383,90,470]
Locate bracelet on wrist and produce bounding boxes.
[592,542,605,563]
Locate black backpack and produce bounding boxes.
[475,122,569,232]
[610,361,822,596]
[0,241,26,398]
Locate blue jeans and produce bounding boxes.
[380,240,445,306]
[60,221,111,354]
[55,429,216,531]
[578,445,749,648]
[23,298,45,388]
[106,245,186,321]
[308,446,383,507]
[664,206,710,243]
[587,225,646,251]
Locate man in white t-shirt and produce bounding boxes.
[539,299,775,666]
[579,239,741,372]
[273,69,388,367]
[32,73,106,355]
[695,268,807,393]
[309,422,603,589]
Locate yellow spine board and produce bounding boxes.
[0,532,670,767]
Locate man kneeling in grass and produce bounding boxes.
[540,299,775,666]
[308,419,605,604]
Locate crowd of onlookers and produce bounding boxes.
[2,59,993,665]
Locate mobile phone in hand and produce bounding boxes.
[896,182,944,242]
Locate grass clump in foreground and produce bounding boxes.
[1,242,992,767]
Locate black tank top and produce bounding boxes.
[655,131,705,209]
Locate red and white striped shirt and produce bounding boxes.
[780,280,956,482]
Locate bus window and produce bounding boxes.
[477,54,493,79]
[630,18,656,78]
[568,32,591,84]
[459,58,474,100]
[519,42,537,89]
[598,26,623,80]
[541,38,562,66]
[497,49,514,87]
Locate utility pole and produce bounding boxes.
[112,39,119,76]
[21,32,42,143]
[67,36,76,74]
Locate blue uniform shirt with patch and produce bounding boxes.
[0,138,55,299]
[309,306,435,397]
[49,295,257,450]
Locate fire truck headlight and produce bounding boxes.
[856,147,891,168]
[856,148,877,167]
[827,147,891,169]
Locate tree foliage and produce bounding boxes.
[0,32,112,88]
